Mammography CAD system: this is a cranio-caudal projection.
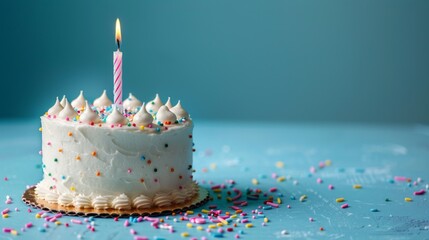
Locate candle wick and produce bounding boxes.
[117,39,120,50]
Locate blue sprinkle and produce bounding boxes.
[88,216,94,221]
[38,228,46,232]
[212,233,224,238]
[290,196,296,200]
[239,230,244,234]
[338,168,345,172]
[155,128,160,132]
[277,193,284,197]
[262,206,272,210]
[61,176,66,180]
[388,179,395,184]
[141,155,146,160]
[258,174,267,179]
[370,208,379,212]
[153,237,166,240]
[355,168,365,173]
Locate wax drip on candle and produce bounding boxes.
[71,91,86,109]
[165,97,173,109]
[60,95,67,107]
[93,90,113,108]
[170,100,189,120]
[123,93,142,111]
[156,106,177,124]
[58,98,78,120]
[106,106,127,125]
[132,103,153,126]
[48,97,64,116]
[80,101,101,124]
[145,94,163,114]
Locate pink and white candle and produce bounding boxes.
[113,18,123,110]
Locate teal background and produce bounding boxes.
[1,0,428,123]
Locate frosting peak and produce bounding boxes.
[48,97,64,116]
[79,101,101,124]
[170,100,189,120]
[132,103,153,126]
[71,90,86,109]
[60,95,67,107]
[156,106,177,124]
[93,90,112,108]
[145,94,163,114]
[165,97,173,109]
[106,106,127,125]
[123,93,142,111]
[58,98,78,120]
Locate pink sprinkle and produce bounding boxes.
[394,176,410,182]
[25,223,33,228]
[65,223,69,227]
[341,203,349,209]
[27,209,32,213]
[271,173,278,179]
[5,199,12,204]
[241,219,249,223]
[137,216,143,222]
[328,184,334,190]
[128,168,132,173]
[130,229,137,235]
[287,205,291,209]
[235,234,240,239]
[317,178,323,184]
[2,228,12,233]
[124,220,130,227]
[211,185,221,190]
[309,166,316,173]
[190,217,206,224]
[143,216,159,223]
[266,202,279,208]
[2,208,9,214]
[71,219,82,224]
[39,150,43,155]
[269,187,277,192]
[47,142,51,146]
[230,206,241,211]
[4,177,8,181]
[319,161,325,168]
[414,189,426,195]
[65,117,70,121]
[309,217,314,222]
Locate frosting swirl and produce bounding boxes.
[153,192,172,207]
[71,90,86,109]
[80,101,101,124]
[58,99,78,120]
[93,90,113,108]
[58,193,74,206]
[123,93,142,111]
[145,94,163,114]
[45,191,59,204]
[171,189,187,204]
[156,106,177,124]
[170,100,189,120]
[133,195,152,209]
[132,103,153,126]
[92,196,110,209]
[106,107,127,125]
[74,194,92,209]
[112,194,131,210]
[47,97,64,116]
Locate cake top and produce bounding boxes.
[44,91,191,132]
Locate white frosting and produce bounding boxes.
[171,189,187,204]
[112,194,131,210]
[106,107,127,125]
[74,194,92,209]
[58,193,74,206]
[80,101,101,124]
[92,196,110,209]
[123,93,142,111]
[60,95,67,107]
[165,97,173,109]
[48,97,64,116]
[58,99,78,120]
[170,101,189,120]
[156,106,177,124]
[133,195,152,209]
[93,90,112,108]
[153,192,172,207]
[45,192,59,204]
[71,91,86,109]
[145,94,163,114]
[132,103,153,126]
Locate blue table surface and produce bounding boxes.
[0,120,428,240]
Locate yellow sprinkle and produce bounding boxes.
[277,176,286,182]
[11,230,18,236]
[252,178,259,185]
[277,197,282,204]
[180,232,190,237]
[226,197,232,202]
[264,217,269,223]
[230,214,237,219]
[336,198,345,203]
[405,197,412,202]
[186,210,194,215]
[245,223,254,228]
[299,195,307,202]
[75,155,81,160]
[58,148,63,153]
[219,219,228,225]
[212,189,222,193]
[39,127,43,132]
[67,132,73,136]
[55,221,62,225]
[2,214,8,218]
[139,126,145,130]
[76,115,80,120]
[201,209,210,214]
[186,223,193,228]
[275,161,284,168]
[208,224,217,229]
[210,163,217,170]
[353,184,362,189]
[325,159,332,166]
[70,186,76,191]
[217,223,224,227]
[196,226,203,231]
[35,213,41,218]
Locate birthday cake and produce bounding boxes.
[35,91,198,210]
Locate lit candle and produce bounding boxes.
[113,18,123,111]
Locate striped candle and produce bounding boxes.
[113,18,123,110]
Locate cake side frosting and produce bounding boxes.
[36,93,197,210]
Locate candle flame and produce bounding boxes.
[115,18,121,48]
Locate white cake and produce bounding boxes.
[35,91,197,210]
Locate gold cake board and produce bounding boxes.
[22,186,209,218]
